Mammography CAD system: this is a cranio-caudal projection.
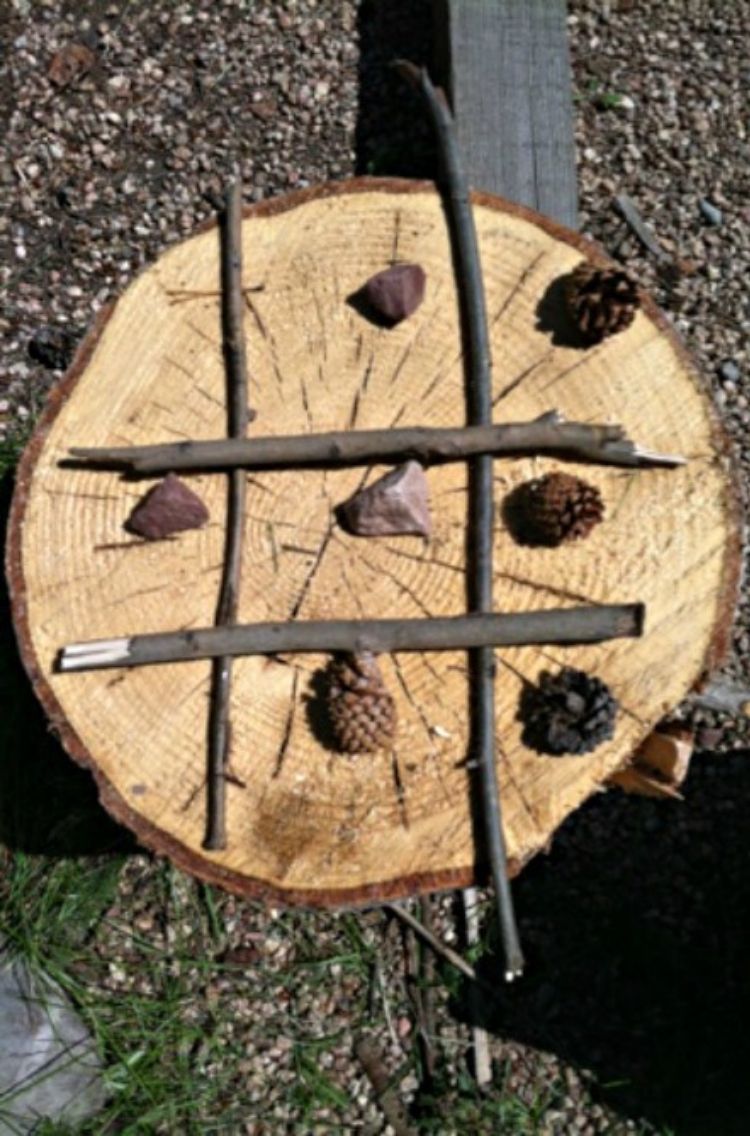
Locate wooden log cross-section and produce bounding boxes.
[7,179,739,906]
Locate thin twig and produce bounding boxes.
[394,58,523,979]
[375,959,398,1047]
[57,602,645,672]
[204,178,251,851]
[385,903,479,984]
[462,887,492,1086]
[355,1037,417,1136]
[405,896,437,1083]
[613,193,670,262]
[67,413,686,473]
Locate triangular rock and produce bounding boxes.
[125,473,209,540]
[337,461,431,538]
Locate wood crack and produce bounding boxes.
[490,250,547,328]
[354,550,434,618]
[186,319,220,349]
[494,568,600,607]
[492,351,553,407]
[272,668,300,778]
[391,752,410,830]
[391,656,453,807]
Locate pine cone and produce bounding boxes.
[327,652,397,754]
[519,667,617,756]
[566,261,640,344]
[512,471,604,547]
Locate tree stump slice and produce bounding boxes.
[8,179,739,906]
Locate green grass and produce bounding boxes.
[1,858,234,1134]
[414,1064,562,1135]
[574,78,627,110]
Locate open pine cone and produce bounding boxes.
[519,667,617,756]
[565,261,640,344]
[327,652,396,754]
[511,471,604,547]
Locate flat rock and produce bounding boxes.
[0,943,106,1134]
[125,473,209,540]
[337,460,431,538]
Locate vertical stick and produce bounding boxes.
[204,179,251,850]
[394,60,524,979]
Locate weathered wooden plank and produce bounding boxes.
[434,0,578,228]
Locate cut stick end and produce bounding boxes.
[57,637,131,671]
[503,946,525,983]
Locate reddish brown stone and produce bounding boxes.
[337,461,431,539]
[362,263,426,324]
[125,473,209,540]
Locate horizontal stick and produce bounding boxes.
[68,415,685,473]
[57,603,644,672]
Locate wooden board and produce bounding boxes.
[7,179,739,906]
[434,0,578,226]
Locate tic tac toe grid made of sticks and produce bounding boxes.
[9,181,735,918]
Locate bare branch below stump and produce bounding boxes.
[386,902,479,984]
[58,603,645,672]
[462,887,492,1086]
[355,1036,417,1136]
[204,178,251,852]
[67,413,686,473]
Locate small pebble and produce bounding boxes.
[699,199,723,226]
[719,360,740,383]
[696,726,724,750]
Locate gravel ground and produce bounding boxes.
[1,0,749,1133]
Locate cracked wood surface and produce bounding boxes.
[8,179,739,905]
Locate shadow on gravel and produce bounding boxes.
[0,472,130,857]
[456,759,750,1135]
[355,0,436,178]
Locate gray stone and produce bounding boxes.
[719,359,740,383]
[0,943,106,1134]
[699,198,723,226]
